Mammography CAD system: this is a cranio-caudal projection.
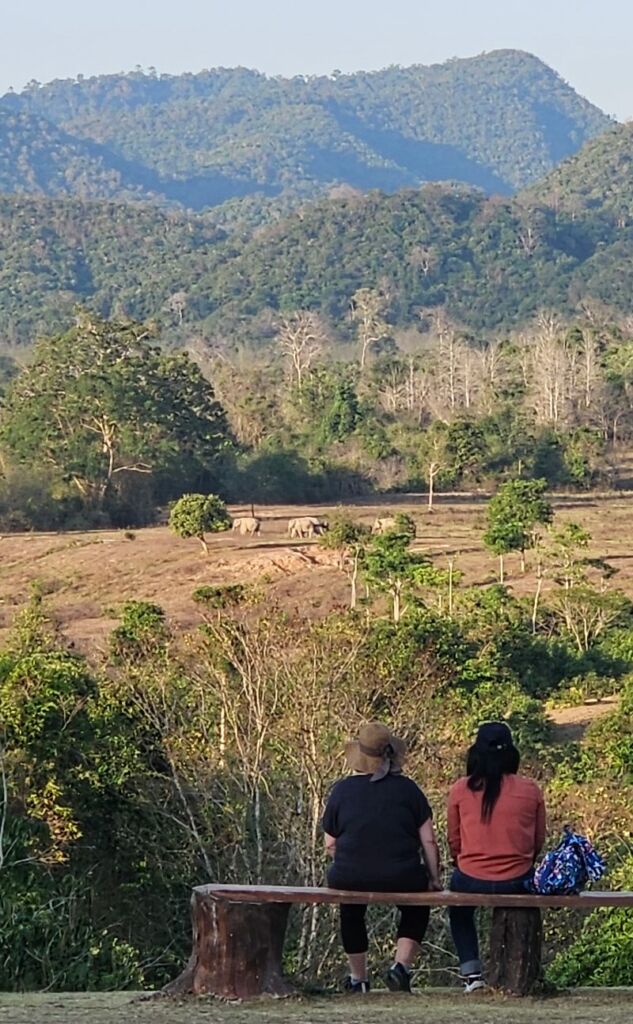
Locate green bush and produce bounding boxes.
[109,601,168,663]
[169,492,230,553]
[548,858,633,986]
[192,584,253,608]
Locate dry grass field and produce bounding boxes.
[0,492,631,659]
[1,990,632,1024]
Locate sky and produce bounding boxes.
[3,0,632,119]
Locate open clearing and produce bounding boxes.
[1,492,631,659]
[1,991,631,1024]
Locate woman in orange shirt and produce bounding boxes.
[447,722,546,993]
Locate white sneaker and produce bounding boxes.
[463,976,486,994]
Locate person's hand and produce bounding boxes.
[428,877,444,892]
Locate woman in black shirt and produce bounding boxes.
[323,722,441,993]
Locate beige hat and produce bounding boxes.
[345,722,406,782]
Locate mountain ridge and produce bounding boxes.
[0,50,612,210]
[0,79,629,345]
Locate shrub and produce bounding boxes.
[169,493,230,554]
[192,584,254,609]
[109,601,168,663]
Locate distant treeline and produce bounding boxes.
[0,309,631,531]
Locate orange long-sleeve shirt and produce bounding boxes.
[447,774,546,881]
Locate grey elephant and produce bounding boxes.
[232,516,261,536]
[372,516,397,535]
[288,516,328,539]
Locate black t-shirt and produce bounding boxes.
[322,773,432,889]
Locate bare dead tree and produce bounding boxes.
[277,311,327,390]
[524,314,571,426]
[350,288,388,372]
[409,244,435,277]
[165,290,188,325]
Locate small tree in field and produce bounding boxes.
[547,522,591,590]
[483,518,523,584]
[169,493,230,555]
[318,514,370,609]
[484,478,553,581]
[363,522,442,623]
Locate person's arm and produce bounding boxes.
[322,784,340,859]
[419,818,443,890]
[447,786,461,865]
[534,791,546,858]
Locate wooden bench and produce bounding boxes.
[163,884,633,1000]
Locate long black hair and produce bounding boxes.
[466,723,520,822]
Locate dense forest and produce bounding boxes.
[0,304,632,531]
[0,122,632,342]
[0,51,610,211]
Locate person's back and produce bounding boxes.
[446,721,546,994]
[322,722,441,994]
[326,773,430,888]
[448,773,545,880]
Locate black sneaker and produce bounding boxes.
[343,976,370,994]
[463,974,486,994]
[385,962,412,993]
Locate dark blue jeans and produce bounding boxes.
[449,867,534,977]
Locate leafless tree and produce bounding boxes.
[522,314,570,426]
[277,311,327,390]
[409,244,435,277]
[165,290,188,325]
[350,288,388,372]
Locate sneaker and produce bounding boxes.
[385,962,412,993]
[343,976,370,994]
[463,974,486,994]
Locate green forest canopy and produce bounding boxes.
[0,122,632,343]
[0,50,610,210]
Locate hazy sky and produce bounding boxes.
[3,0,632,119]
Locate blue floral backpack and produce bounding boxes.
[532,826,606,895]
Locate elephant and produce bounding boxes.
[232,516,261,536]
[372,516,397,534]
[287,516,329,539]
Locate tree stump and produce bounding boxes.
[488,907,542,995]
[162,889,293,999]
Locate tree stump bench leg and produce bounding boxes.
[488,907,542,996]
[162,891,293,999]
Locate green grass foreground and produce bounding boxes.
[0,991,631,1024]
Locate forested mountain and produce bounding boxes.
[187,123,633,334]
[528,122,633,219]
[0,121,631,343]
[0,108,157,203]
[0,196,223,342]
[0,50,610,210]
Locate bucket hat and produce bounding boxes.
[345,721,406,782]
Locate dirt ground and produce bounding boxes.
[0,990,631,1024]
[0,492,632,659]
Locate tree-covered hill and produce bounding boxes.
[1,122,632,343]
[160,122,633,335]
[0,50,610,210]
[0,195,224,342]
[528,122,633,221]
[0,108,161,203]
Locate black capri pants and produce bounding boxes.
[329,866,430,954]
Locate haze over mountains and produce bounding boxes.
[0,49,629,343]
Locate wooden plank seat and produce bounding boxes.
[162,884,633,1001]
